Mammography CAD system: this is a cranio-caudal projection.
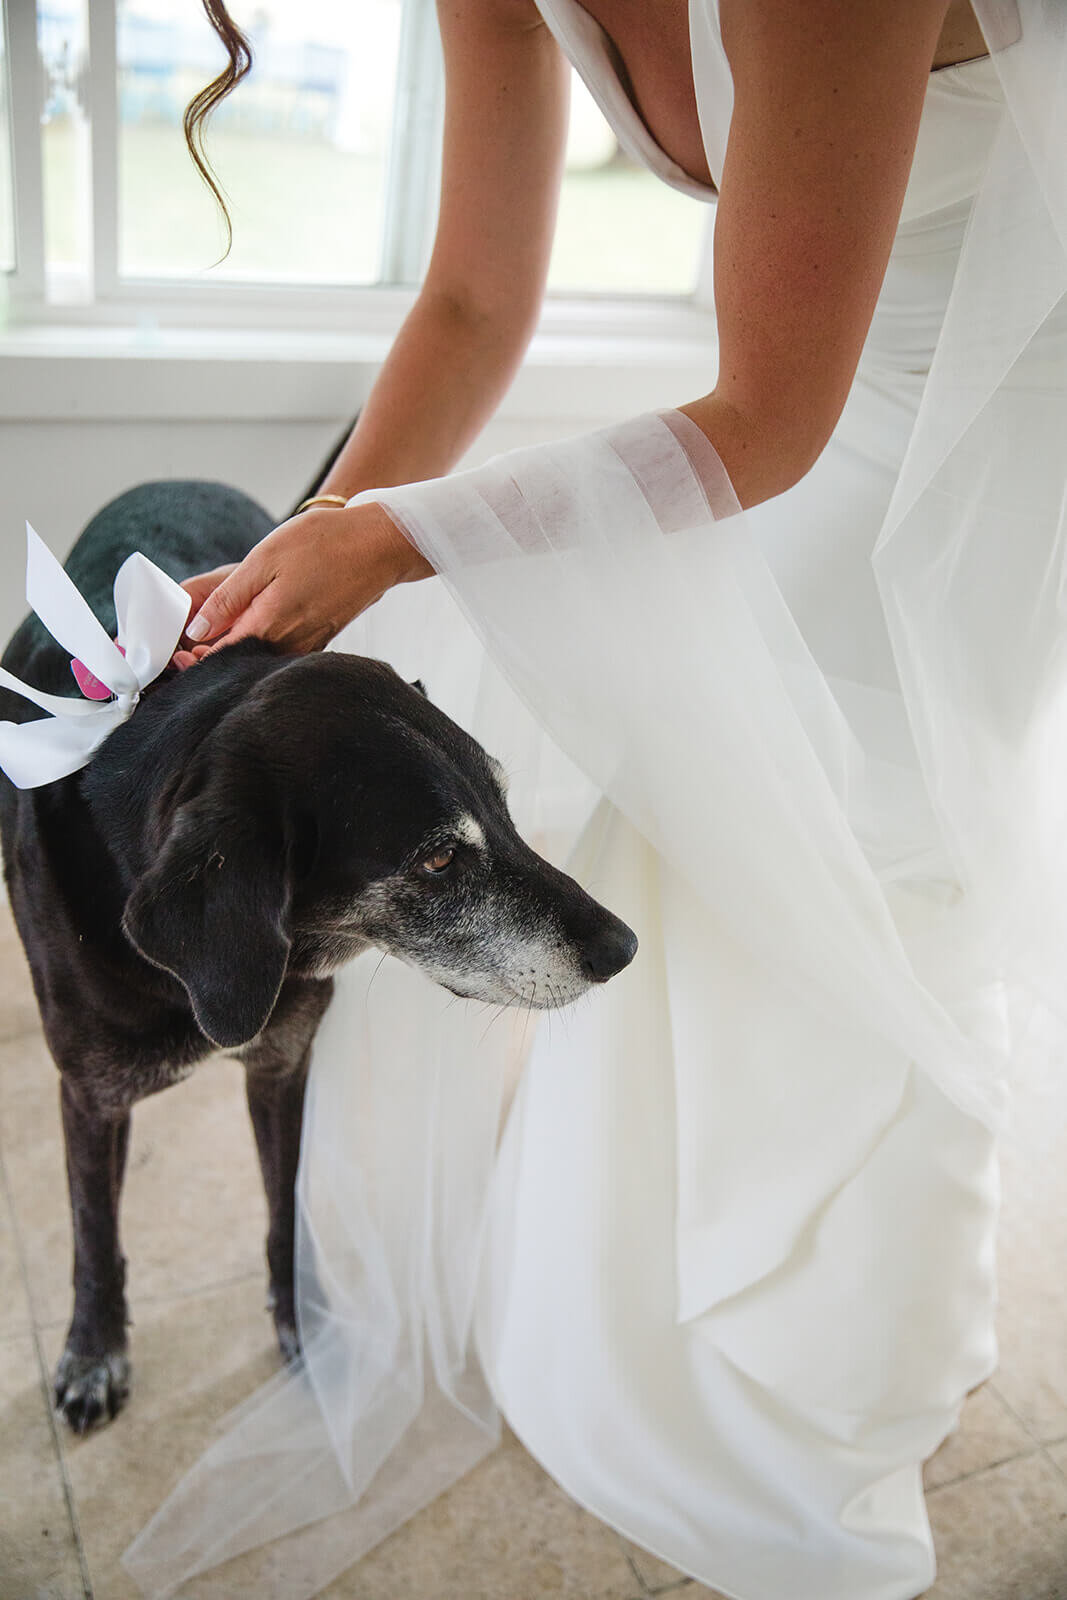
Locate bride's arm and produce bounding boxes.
[313,0,569,497]
[680,0,957,508]
[179,0,568,655]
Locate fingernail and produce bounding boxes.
[186,614,210,641]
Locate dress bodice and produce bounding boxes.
[535,0,1003,227]
[534,0,720,200]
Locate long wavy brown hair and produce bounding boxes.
[184,2,253,255]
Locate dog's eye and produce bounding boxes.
[420,846,455,875]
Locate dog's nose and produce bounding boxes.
[580,917,639,983]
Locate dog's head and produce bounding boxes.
[118,651,637,1048]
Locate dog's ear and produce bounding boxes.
[410,678,429,699]
[123,801,292,1049]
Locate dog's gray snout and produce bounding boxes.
[579,917,638,984]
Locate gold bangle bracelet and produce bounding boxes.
[295,493,350,514]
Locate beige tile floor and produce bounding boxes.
[1,893,1066,1600]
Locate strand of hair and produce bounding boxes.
[183,1,254,259]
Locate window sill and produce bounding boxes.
[0,297,719,424]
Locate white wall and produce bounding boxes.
[0,319,718,647]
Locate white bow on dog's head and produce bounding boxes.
[0,524,191,790]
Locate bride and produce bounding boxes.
[126,4,1067,1597]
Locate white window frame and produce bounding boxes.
[6,0,46,304]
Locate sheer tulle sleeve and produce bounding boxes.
[359,410,1011,1126]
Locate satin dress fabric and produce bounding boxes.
[460,12,1004,1598]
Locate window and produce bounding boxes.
[116,0,406,285]
[550,75,707,297]
[2,0,711,321]
[40,0,91,282]
[0,9,13,272]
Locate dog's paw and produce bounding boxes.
[272,1300,302,1366]
[275,1317,301,1366]
[53,1347,131,1433]
[267,1288,301,1366]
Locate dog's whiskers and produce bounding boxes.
[518,988,535,1062]
[477,1004,510,1049]
[365,951,389,1006]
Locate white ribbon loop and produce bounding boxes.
[115,552,191,690]
[26,525,137,698]
[0,523,192,790]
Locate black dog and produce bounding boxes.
[0,480,637,1433]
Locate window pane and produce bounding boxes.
[548,72,708,297]
[0,4,12,273]
[117,0,403,284]
[40,0,91,278]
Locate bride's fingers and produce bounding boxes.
[179,564,239,623]
[184,555,272,643]
[180,583,299,662]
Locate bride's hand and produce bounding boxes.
[172,502,433,669]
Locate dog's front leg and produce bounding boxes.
[54,1078,132,1431]
[241,975,332,1365]
[244,1061,308,1365]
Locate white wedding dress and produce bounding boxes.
[125,6,1067,1598]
